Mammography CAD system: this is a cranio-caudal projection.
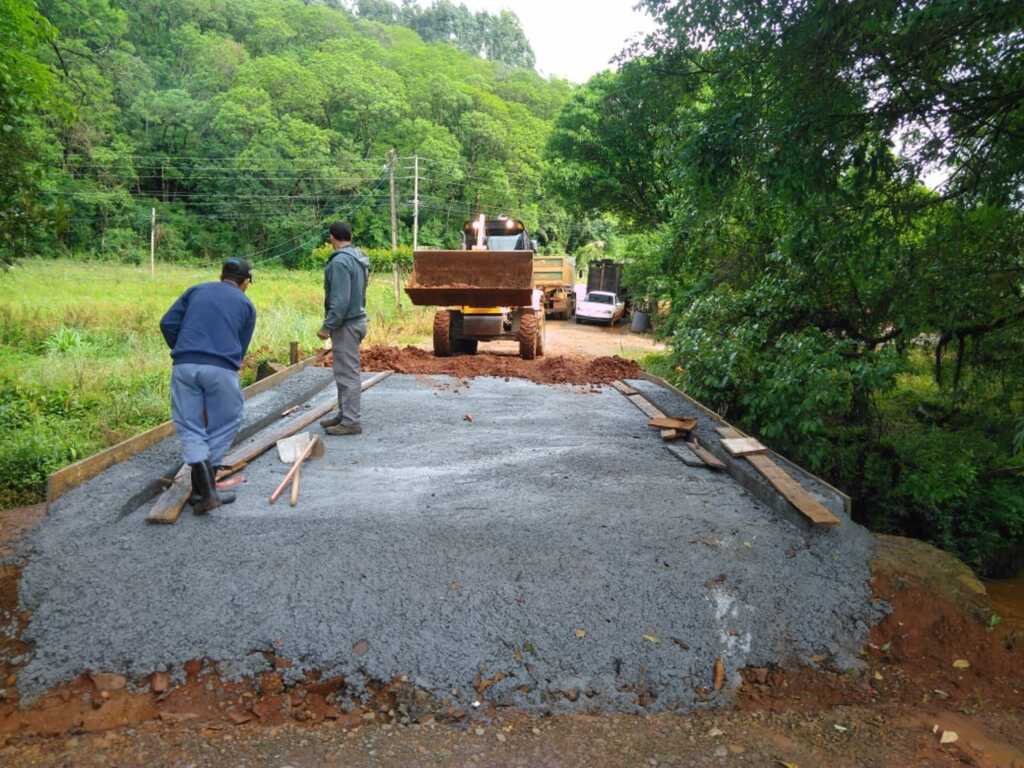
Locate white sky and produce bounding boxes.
[457,0,658,82]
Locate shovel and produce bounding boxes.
[270,432,324,505]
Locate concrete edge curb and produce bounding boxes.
[636,372,851,531]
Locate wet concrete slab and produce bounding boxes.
[16,374,881,712]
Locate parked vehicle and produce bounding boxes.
[575,290,626,326]
[533,254,575,319]
[587,259,624,298]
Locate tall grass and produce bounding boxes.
[0,259,431,506]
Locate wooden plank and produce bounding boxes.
[146,370,392,525]
[685,438,726,470]
[145,464,192,524]
[648,417,697,431]
[46,421,176,505]
[47,355,316,504]
[665,444,709,468]
[746,453,841,527]
[715,418,840,526]
[661,429,685,441]
[610,380,638,396]
[642,370,852,515]
[721,437,768,457]
[241,356,313,399]
[626,394,667,420]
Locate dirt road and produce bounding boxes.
[542,318,665,358]
[6,705,1024,767]
[415,318,666,360]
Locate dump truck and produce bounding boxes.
[586,259,624,297]
[533,254,576,320]
[405,216,544,359]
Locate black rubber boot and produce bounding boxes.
[207,460,235,505]
[190,461,219,514]
[190,465,236,505]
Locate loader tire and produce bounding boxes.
[518,311,539,360]
[536,317,545,357]
[433,310,454,357]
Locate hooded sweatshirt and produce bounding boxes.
[322,244,369,332]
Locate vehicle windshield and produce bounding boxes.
[586,293,614,304]
[487,234,524,251]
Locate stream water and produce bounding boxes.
[986,569,1024,630]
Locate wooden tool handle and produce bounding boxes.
[290,465,301,507]
[270,438,317,504]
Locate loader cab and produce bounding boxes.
[460,216,533,252]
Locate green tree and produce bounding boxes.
[547,0,1024,573]
[0,0,58,262]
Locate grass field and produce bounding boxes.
[0,259,431,506]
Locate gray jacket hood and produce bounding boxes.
[333,244,369,271]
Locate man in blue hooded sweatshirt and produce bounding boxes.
[317,221,369,435]
[160,258,256,513]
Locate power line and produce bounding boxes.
[247,174,391,266]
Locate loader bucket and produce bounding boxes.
[405,250,535,308]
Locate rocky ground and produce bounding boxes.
[1,335,1022,766]
[2,509,1022,766]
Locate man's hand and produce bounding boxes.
[317,328,331,340]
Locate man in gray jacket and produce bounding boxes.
[317,221,369,435]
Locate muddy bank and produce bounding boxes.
[321,345,645,385]
[1,532,1021,768]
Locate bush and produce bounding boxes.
[293,243,414,273]
[0,420,78,505]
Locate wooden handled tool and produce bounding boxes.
[290,465,301,507]
[270,434,322,504]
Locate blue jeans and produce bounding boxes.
[170,363,244,466]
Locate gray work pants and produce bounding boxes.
[170,363,244,466]
[330,318,367,426]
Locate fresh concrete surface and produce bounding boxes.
[17,374,881,712]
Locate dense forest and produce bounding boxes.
[3,0,1024,575]
[547,0,1024,575]
[1,0,576,267]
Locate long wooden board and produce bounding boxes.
[47,356,316,505]
[716,425,839,526]
[641,370,851,515]
[610,380,639,396]
[626,394,667,420]
[746,453,840,527]
[665,444,707,468]
[686,438,726,470]
[146,370,392,525]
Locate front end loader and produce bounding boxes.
[404,216,544,360]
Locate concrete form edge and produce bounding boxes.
[45,356,318,507]
[637,371,852,523]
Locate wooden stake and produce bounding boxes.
[289,341,299,366]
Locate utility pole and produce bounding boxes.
[412,154,419,253]
[149,207,156,279]
[388,149,400,310]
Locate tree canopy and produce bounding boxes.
[2,0,569,266]
[547,0,1024,575]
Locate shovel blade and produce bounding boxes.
[276,432,314,464]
